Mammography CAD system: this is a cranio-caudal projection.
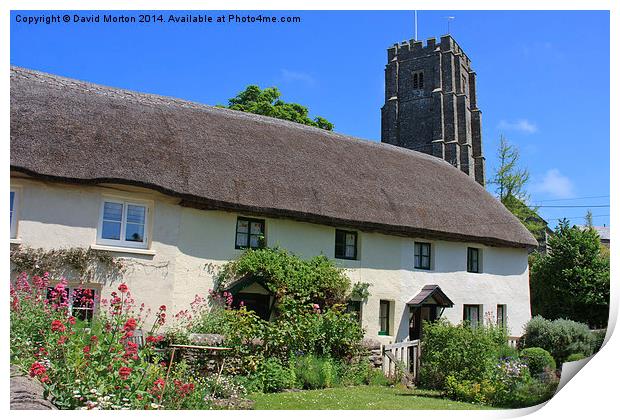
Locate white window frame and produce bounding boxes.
[10,188,19,239]
[47,285,99,321]
[97,197,152,249]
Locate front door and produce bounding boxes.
[409,305,438,340]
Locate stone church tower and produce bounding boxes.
[381,35,485,186]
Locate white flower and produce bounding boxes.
[89,388,98,394]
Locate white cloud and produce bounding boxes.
[532,169,575,199]
[280,69,316,86]
[497,119,538,134]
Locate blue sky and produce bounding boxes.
[10,10,610,228]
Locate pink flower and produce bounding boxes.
[118,366,133,380]
[123,318,137,332]
[118,283,129,293]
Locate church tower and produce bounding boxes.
[381,35,485,186]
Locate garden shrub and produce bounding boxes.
[445,375,495,405]
[255,358,296,393]
[565,353,586,362]
[592,329,607,352]
[339,359,387,387]
[292,355,339,389]
[419,319,507,389]
[520,347,556,376]
[521,316,594,364]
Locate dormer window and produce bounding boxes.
[413,71,424,90]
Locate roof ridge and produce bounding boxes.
[9,65,453,169]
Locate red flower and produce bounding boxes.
[118,366,133,380]
[118,283,129,293]
[51,320,66,332]
[90,335,99,343]
[159,305,167,312]
[146,335,164,344]
[57,335,68,345]
[67,316,76,325]
[29,362,47,378]
[123,318,137,332]
[83,345,91,355]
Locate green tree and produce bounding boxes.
[219,85,334,130]
[529,219,610,328]
[584,209,594,227]
[489,136,546,241]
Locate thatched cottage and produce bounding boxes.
[10,66,537,343]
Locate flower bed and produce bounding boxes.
[10,272,220,410]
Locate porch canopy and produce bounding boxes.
[407,285,454,308]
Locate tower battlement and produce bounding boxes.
[387,35,472,68]
[381,34,485,186]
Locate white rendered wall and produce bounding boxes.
[10,176,531,341]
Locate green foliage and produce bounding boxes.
[219,85,334,130]
[445,375,496,405]
[530,220,610,328]
[10,246,124,281]
[592,329,607,352]
[521,316,595,364]
[419,319,507,389]
[255,358,296,393]
[217,247,351,308]
[565,353,586,362]
[520,347,556,376]
[349,282,371,300]
[446,358,558,408]
[489,136,546,240]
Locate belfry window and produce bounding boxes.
[412,71,424,89]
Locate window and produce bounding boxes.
[461,75,467,94]
[98,199,150,248]
[10,190,18,239]
[235,217,265,249]
[335,229,358,260]
[346,300,363,325]
[379,300,391,335]
[412,71,424,89]
[414,242,431,269]
[47,286,97,321]
[463,304,481,328]
[467,247,481,273]
[497,304,507,328]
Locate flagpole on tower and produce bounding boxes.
[414,10,418,41]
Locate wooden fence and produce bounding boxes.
[382,339,420,383]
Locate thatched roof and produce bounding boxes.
[10,66,538,248]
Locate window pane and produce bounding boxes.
[72,288,95,309]
[103,202,123,221]
[422,244,430,257]
[126,205,145,224]
[250,222,262,235]
[414,255,421,267]
[236,233,248,247]
[345,233,356,246]
[102,220,121,240]
[345,245,355,258]
[422,256,430,268]
[125,223,145,242]
[249,234,261,248]
[237,220,249,233]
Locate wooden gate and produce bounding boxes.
[382,339,420,383]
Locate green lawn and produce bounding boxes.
[251,385,492,410]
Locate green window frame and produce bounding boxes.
[497,304,507,328]
[463,304,481,328]
[235,217,265,250]
[335,229,358,260]
[467,247,480,273]
[379,300,390,335]
[414,242,431,269]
